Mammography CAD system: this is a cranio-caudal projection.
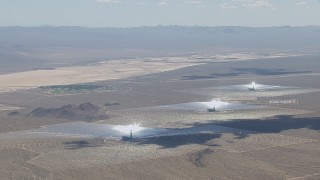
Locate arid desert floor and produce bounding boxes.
[0,53,320,180]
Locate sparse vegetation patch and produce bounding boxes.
[39,84,113,95]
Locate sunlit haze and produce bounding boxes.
[0,0,320,27]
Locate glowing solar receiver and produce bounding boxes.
[113,123,144,140]
[248,81,256,91]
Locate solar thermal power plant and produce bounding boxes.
[1,5,320,179]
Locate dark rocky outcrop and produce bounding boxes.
[7,111,20,116]
[27,102,107,121]
[104,102,120,107]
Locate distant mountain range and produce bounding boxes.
[1,26,319,74]
[1,26,320,50]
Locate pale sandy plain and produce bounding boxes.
[0,52,295,93]
[0,104,22,111]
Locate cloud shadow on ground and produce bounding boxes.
[215,115,320,134]
[182,68,312,80]
[138,115,320,149]
[63,140,103,149]
[137,133,221,149]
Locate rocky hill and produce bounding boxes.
[27,102,107,121]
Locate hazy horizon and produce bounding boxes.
[1,25,320,28]
[1,0,320,27]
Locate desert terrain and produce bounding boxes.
[0,48,320,180]
[0,25,320,180]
